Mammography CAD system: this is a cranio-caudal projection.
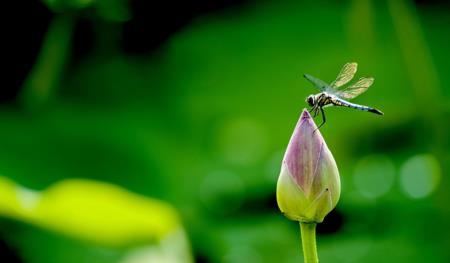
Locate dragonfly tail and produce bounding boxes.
[335,98,384,116]
[368,108,384,115]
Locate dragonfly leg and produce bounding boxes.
[315,107,326,131]
[315,107,320,117]
[308,106,316,115]
[308,106,316,117]
[314,107,320,118]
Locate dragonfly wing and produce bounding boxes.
[330,62,358,89]
[335,77,374,99]
[303,74,329,91]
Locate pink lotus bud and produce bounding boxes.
[277,109,340,223]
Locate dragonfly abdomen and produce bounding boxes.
[330,96,383,115]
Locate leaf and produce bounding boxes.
[0,177,182,247]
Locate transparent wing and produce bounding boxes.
[330,62,358,89]
[303,74,329,91]
[334,77,374,99]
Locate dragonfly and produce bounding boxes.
[304,62,383,129]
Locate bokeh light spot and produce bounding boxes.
[353,155,395,199]
[17,187,40,212]
[400,154,441,199]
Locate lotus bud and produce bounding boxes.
[276,109,340,223]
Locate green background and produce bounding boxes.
[1,0,449,262]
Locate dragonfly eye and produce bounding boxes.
[306,95,315,106]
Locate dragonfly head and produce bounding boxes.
[306,95,315,106]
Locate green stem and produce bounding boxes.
[21,13,75,109]
[300,222,318,263]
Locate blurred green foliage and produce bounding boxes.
[1,0,450,262]
[42,0,130,21]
